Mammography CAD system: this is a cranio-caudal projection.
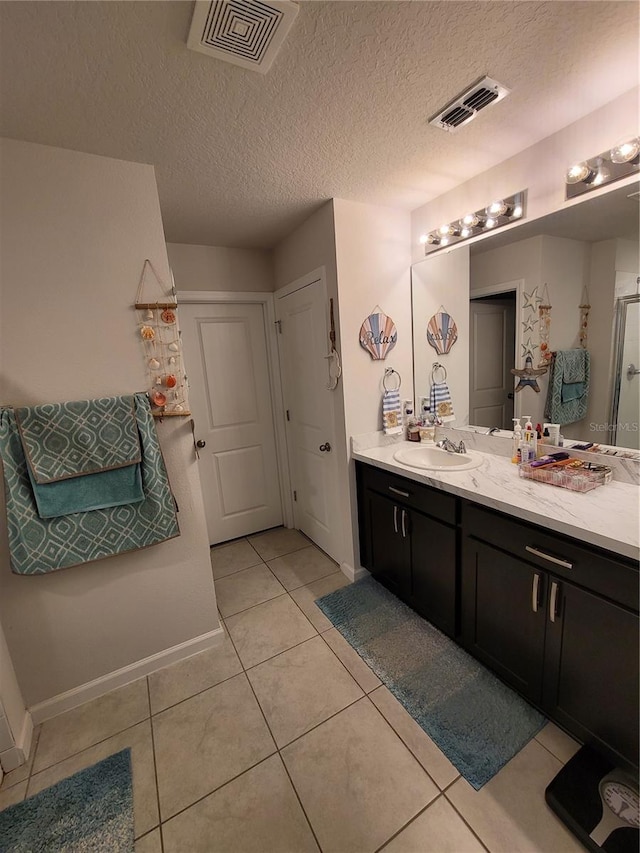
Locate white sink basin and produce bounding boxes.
[393,445,483,471]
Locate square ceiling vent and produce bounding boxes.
[187,0,299,74]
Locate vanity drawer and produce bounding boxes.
[462,502,639,611]
[357,462,457,525]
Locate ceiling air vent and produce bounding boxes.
[187,0,299,74]
[429,76,510,133]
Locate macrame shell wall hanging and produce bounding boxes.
[427,308,458,355]
[134,259,191,417]
[359,307,398,360]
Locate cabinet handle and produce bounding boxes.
[393,505,399,534]
[549,581,559,623]
[401,509,407,538]
[525,545,572,571]
[531,573,540,613]
[389,486,410,498]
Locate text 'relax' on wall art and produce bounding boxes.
[359,307,397,360]
[427,307,458,355]
[134,259,191,417]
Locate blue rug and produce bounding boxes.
[0,749,133,852]
[316,576,546,789]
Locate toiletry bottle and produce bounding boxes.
[511,418,522,463]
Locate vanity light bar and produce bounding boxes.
[565,137,639,199]
[419,191,526,255]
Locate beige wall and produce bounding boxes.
[0,139,219,710]
[167,243,274,292]
[411,88,640,264]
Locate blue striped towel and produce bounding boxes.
[382,390,403,435]
[429,382,455,423]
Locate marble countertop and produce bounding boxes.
[353,444,640,562]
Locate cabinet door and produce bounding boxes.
[461,537,547,703]
[543,579,639,769]
[366,490,410,597]
[410,511,457,637]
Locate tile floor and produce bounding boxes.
[0,527,586,852]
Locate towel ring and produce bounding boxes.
[431,362,447,383]
[383,368,401,391]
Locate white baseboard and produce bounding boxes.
[0,708,34,774]
[29,626,225,725]
[340,562,369,582]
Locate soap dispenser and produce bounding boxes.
[511,418,523,463]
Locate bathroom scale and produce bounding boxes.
[545,745,639,853]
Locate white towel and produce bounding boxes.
[429,382,455,423]
[382,390,403,435]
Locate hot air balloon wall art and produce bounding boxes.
[359,306,398,360]
[426,307,458,355]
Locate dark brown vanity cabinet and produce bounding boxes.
[461,502,639,770]
[356,462,458,637]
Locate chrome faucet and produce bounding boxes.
[436,437,467,454]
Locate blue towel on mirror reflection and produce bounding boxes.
[545,350,590,425]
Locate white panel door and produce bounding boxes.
[277,279,340,562]
[180,302,283,544]
[469,297,515,429]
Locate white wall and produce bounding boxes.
[0,139,220,712]
[333,199,412,572]
[411,88,640,264]
[413,248,470,426]
[167,243,274,292]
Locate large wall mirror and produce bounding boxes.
[411,182,640,450]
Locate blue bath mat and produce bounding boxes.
[0,748,133,852]
[316,576,546,789]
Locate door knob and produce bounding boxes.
[507,392,514,399]
[319,442,331,452]
[196,439,206,448]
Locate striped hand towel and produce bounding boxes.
[382,389,403,435]
[429,382,455,423]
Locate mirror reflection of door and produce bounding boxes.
[469,292,516,429]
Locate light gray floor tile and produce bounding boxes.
[28,720,158,838]
[33,679,149,773]
[247,635,363,747]
[210,539,263,579]
[135,828,162,853]
[382,796,486,852]
[446,739,585,853]
[215,563,286,617]
[0,725,41,791]
[369,686,459,790]
[162,755,319,853]
[248,527,309,561]
[289,571,350,631]
[321,628,381,693]
[535,721,581,764]
[0,779,27,811]
[148,638,242,714]
[153,673,276,820]
[225,595,316,669]
[267,546,338,591]
[282,697,438,853]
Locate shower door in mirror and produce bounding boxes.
[611,292,640,449]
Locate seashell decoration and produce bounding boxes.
[140,325,155,341]
[168,356,176,365]
[164,374,177,388]
[148,358,160,370]
[151,390,167,407]
[161,309,176,324]
[168,342,179,352]
[359,310,398,360]
[427,311,458,355]
[174,404,184,412]
[145,309,154,320]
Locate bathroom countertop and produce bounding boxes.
[353,444,640,562]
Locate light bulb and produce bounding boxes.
[462,213,479,227]
[426,233,440,245]
[440,236,450,246]
[610,138,639,164]
[486,200,508,217]
[512,204,523,218]
[485,217,497,229]
[439,223,454,236]
[566,162,592,184]
[460,226,472,238]
[419,234,428,244]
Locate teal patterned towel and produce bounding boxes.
[0,393,180,575]
[544,350,590,425]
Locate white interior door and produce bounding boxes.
[180,302,283,545]
[469,296,516,428]
[276,277,341,562]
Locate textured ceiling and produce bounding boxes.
[0,1,638,249]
